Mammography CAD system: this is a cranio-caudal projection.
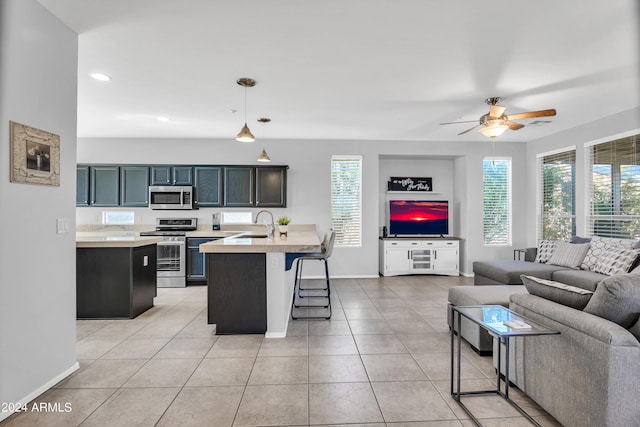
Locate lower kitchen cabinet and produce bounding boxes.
[187,237,220,283]
[379,238,459,277]
[76,244,157,318]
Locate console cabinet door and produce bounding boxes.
[76,165,90,206]
[434,247,458,271]
[120,166,149,207]
[194,167,222,207]
[90,166,120,206]
[224,167,254,207]
[256,167,287,207]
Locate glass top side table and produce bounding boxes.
[450,304,560,426]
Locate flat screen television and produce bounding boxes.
[389,200,449,236]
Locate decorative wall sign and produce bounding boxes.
[10,121,60,186]
[388,176,432,192]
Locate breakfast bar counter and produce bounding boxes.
[200,230,321,337]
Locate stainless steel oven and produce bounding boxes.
[140,218,197,287]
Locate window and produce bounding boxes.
[221,211,252,224]
[538,149,576,240]
[331,155,362,247]
[483,158,512,246]
[102,211,134,225]
[587,134,640,239]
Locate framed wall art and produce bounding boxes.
[10,121,60,186]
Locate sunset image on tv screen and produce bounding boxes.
[389,200,448,235]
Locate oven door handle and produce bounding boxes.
[158,241,185,246]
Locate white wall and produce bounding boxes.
[525,107,640,246]
[0,0,78,418]
[78,137,529,275]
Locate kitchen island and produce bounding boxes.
[76,233,162,319]
[199,229,321,337]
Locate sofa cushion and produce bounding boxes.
[581,236,639,271]
[473,260,570,285]
[550,269,607,292]
[584,274,640,328]
[547,241,590,269]
[521,275,593,310]
[534,240,557,263]
[593,247,640,276]
[570,236,591,244]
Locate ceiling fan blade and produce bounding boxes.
[505,121,524,130]
[439,120,479,125]
[458,124,481,135]
[489,105,506,118]
[505,109,557,121]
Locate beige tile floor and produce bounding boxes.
[0,275,563,427]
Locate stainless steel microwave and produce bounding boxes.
[148,186,194,210]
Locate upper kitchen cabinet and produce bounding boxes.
[194,166,222,207]
[256,166,287,207]
[150,166,193,186]
[90,166,120,206]
[120,166,150,207]
[224,167,254,207]
[76,165,90,206]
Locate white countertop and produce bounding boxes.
[76,232,163,248]
[199,230,321,253]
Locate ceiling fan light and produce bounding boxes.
[236,123,255,142]
[479,124,509,138]
[257,148,271,162]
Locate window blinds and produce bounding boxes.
[586,134,640,239]
[330,156,362,247]
[483,158,512,246]
[538,149,576,240]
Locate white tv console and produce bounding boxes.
[379,237,460,277]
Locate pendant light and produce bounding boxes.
[236,78,256,143]
[257,117,272,162]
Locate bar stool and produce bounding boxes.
[291,229,335,320]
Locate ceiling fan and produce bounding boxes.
[440,97,557,138]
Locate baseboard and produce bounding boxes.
[299,274,380,279]
[0,362,79,422]
[460,271,475,277]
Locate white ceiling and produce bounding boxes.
[37,0,640,142]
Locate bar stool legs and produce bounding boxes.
[291,257,331,320]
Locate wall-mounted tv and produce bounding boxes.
[389,200,449,236]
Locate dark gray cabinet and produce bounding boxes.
[224,167,254,207]
[187,237,220,283]
[120,166,149,206]
[194,166,222,207]
[77,244,157,319]
[76,165,90,206]
[150,166,193,186]
[256,166,287,207]
[90,166,120,206]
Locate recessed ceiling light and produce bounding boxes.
[156,116,170,122]
[90,73,111,81]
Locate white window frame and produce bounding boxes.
[585,132,640,239]
[330,155,362,247]
[482,157,512,246]
[102,211,135,225]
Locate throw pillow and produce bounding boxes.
[583,274,640,328]
[581,236,639,271]
[521,275,594,310]
[570,236,592,244]
[592,247,640,275]
[534,240,557,263]
[548,241,590,269]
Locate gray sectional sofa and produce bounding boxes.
[448,236,640,427]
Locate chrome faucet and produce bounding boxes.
[254,210,275,238]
